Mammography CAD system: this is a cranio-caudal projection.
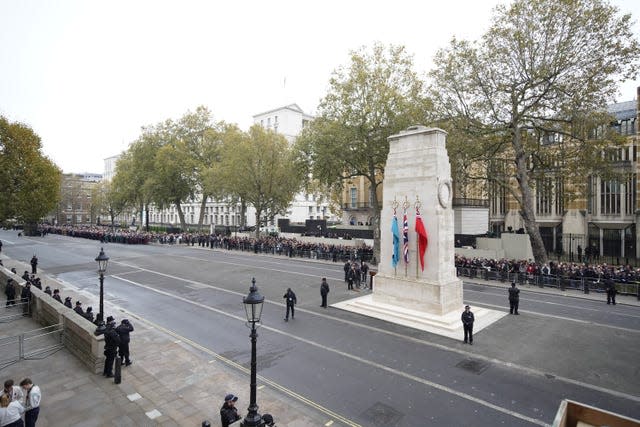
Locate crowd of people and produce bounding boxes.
[454,254,640,291]
[36,224,375,262]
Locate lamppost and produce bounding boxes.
[242,278,265,427]
[94,247,109,335]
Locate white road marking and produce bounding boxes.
[470,301,640,334]
[112,274,556,426]
[108,261,639,408]
[464,288,640,318]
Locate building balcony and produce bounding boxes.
[342,202,373,211]
[452,198,489,208]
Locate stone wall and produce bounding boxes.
[0,265,105,374]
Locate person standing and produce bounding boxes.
[2,380,23,403]
[19,378,40,427]
[0,239,3,253]
[605,278,617,305]
[20,284,31,316]
[73,301,84,317]
[219,394,240,427]
[116,319,134,366]
[0,393,24,427]
[102,319,120,378]
[30,256,37,275]
[343,260,351,283]
[508,282,520,315]
[461,305,474,345]
[283,288,297,321]
[320,278,330,308]
[5,279,16,307]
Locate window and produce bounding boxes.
[625,173,636,215]
[309,206,313,214]
[601,179,621,215]
[275,115,278,123]
[350,188,357,208]
[489,180,506,216]
[536,178,553,215]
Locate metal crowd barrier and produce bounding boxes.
[0,302,28,323]
[0,324,64,370]
[455,267,640,298]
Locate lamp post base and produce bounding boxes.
[94,321,106,336]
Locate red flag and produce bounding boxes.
[415,208,428,271]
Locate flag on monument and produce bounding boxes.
[403,209,409,264]
[391,211,401,268]
[415,208,428,271]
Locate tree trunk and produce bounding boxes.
[254,208,262,239]
[197,194,208,231]
[241,199,247,227]
[175,200,187,231]
[512,127,548,264]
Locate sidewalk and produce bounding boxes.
[0,256,335,427]
[460,274,640,307]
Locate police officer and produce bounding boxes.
[30,255,38,274]
[116,319,134,366]
[320,278,330,308]
[103,317,120,378]
[283,288,297,321]
[461,305,474,345]
[605,277,617,305]
[4,278,16,306]
[219,394,241,427]
[508,281,520,314]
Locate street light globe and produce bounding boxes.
[95,247,109,274]
[243,278,264,324]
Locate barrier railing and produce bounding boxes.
[0,302,28,323]
[455,267,640,298]
[0,324,64,370]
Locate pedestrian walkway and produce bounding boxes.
[0,255,334,427]
[461,275,640,307]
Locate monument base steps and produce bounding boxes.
[332,295,507,341]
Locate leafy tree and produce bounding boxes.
[429,0,639,263]
[295,43,432,261]
[91,180,128,229]
[219,125,304,237]
[0,116,61,231]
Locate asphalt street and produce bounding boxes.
[1,230,639,426]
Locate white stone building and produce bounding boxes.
[253,104,337,224]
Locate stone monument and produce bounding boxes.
[333,126,505,339]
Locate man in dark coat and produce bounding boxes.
[21,283,31,316]
[30,255,38,274]
[220,394,240,427]
[320,278,330,308]
[605,278,617,305]
[52,289,62,303]
[103,319,120,378]
[283,288,297,321]
[116,319,134,366]
[5,278,16,306]
[508,282,520,314]
[73,301,84,316]
[461,305,474,345]
[343,260,351,283]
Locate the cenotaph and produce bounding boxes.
[333,126,505,339]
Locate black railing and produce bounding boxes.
[456,266,640,297]
[452,198,489,208]
[342,203,373,210]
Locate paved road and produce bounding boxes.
[2,230,639,426]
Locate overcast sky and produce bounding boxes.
[1,0,639,174]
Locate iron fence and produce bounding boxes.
[0,324,64,370]
[456,267,640,298]
[0,302,28,323]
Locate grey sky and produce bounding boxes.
[1,0,639,174]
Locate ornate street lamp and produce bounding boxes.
[94,247,109,335]
[242,278,265,427]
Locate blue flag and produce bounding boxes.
[391,213,400,268]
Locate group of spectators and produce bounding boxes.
[454,254,640,289]
[36,224,375,263]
